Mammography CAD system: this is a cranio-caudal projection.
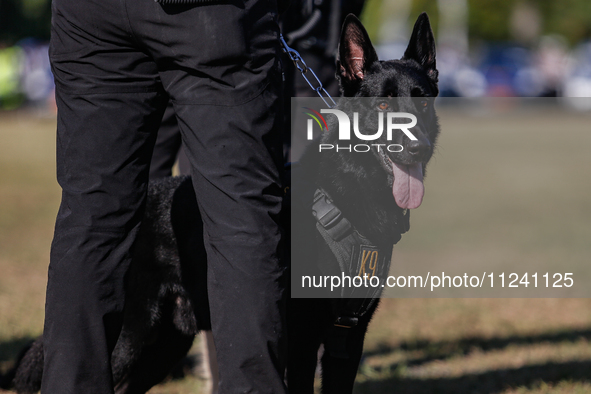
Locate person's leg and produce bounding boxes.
[43,0,166,392]
[128,1,287,392]
[174,88,286,393]
[148,101,220,394]
[148,99,191,179]
[149,100,183,180]
[199,331,220,394]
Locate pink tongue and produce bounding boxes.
[392,162,424,209]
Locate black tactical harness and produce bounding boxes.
[286,162,410,357]
[309,188,409,358]
[311,188,409,325]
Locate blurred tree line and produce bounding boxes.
[362,0,591,45]
[1,0,590,46]
[464,0,591,43]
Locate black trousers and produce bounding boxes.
[44,0,287,392]
[148,100,191,180]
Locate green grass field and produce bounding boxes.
[1,103,591,393]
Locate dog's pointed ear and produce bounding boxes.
[336,14,378,95]
[403,12,438,82]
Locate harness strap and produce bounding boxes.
[312,189,394,315]
[302,183,409,358]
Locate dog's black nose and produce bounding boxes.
[407,139,431,158]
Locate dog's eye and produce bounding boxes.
[378,101,389,110]
[420,99,428,108]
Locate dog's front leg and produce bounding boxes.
[287,298,325,393]
[320,320,369,394]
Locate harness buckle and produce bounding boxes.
[334,316,359,328]
[312,190,351,240]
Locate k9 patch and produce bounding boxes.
[357,246,380,279]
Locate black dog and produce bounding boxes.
[4,12,439,394]
[286,12,439,393]
[5,177,211,394]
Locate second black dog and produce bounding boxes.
[7,177,211,394]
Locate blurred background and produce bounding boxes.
[2,1,591,393]
[3,0,591,112]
